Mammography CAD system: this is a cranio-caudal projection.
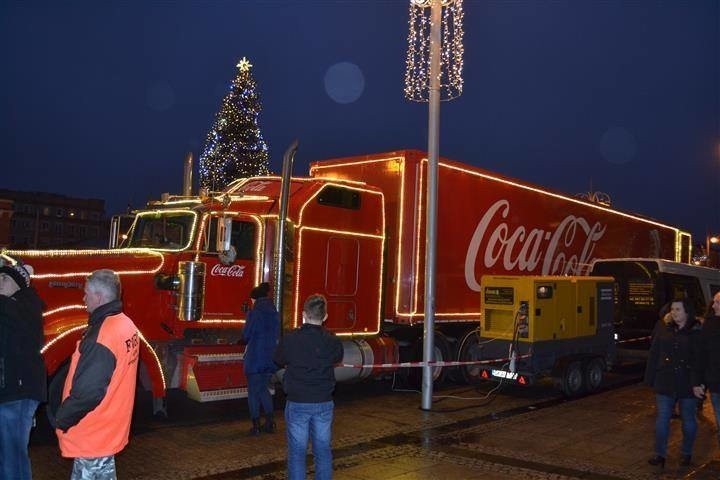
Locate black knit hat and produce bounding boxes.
[0,262,33,289]
[250,282,270,299]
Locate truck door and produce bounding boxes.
[200,216,259,320]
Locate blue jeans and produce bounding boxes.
[654,394,697,457]
[247,373,273,419]
[285,400,334,480]
[0,399,40,480]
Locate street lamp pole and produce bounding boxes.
[420,0,442,412]
[404,0,464,411]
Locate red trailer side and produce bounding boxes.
[310,150,690,326]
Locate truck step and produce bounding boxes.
[181,345,252,402]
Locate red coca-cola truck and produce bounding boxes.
[5,150,692,409]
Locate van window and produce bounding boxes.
[590,260,662,337]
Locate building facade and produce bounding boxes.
[0,189,108,249]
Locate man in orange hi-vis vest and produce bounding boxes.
[49,269,139,479]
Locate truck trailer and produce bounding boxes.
[5,150,692,408]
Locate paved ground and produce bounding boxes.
[29,381,720,479]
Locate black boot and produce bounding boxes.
[648,455,665,467]
[263,413,276,434]
[248,418,261,436]
[680,454,691,467]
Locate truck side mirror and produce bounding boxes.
[216,217,232,253]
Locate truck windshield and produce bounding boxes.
[126,211,196,250]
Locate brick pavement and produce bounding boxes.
[29,383,720,479]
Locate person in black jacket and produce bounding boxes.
[695,291,720,445]
[273,294,343,480]
[644,299,704,468]
[0,257,46,480]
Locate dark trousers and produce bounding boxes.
[247,373,273,419]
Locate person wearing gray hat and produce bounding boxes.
[0,257,46,480]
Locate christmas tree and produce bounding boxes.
[199,57,270,191]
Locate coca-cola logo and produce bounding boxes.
[464,199,607,291]
[210,264,246,277]
[242,181,271,193]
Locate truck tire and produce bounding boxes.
[559,361,584,397]
[458,330,484,385]
[583,357,605,393]
[409,331,451,388]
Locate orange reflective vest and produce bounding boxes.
[57,312,139,458]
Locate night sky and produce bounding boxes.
[1,1,718,242]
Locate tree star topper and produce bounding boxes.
[237,57,252,72]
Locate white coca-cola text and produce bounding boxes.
[210,264,246,277]
[464,200,607,291]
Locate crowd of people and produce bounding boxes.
[0,253,343,480]
[644,291,720,469]
[3,248,720,479]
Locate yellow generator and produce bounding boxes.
[469,275,615,397]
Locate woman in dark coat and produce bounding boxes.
[644,299,703,468]
[242,282,280,436]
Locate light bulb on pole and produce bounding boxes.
[707,234,719,267]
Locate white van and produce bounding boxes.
[589,258,720,341]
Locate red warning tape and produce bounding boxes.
[338,335,650,369]
[339,353,531,369]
